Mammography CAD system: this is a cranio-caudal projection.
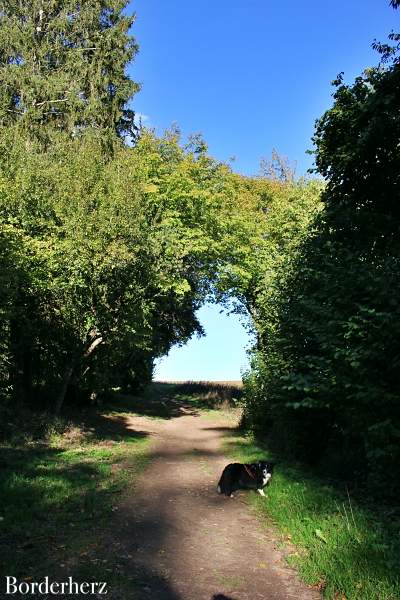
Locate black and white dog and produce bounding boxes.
[217,461,274,498]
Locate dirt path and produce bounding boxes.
[110,404,321,600]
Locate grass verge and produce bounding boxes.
[225,431,400,600]
[0,404,151,598]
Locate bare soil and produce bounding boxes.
[107,399,321,600]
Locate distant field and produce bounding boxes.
[152,380,243,408]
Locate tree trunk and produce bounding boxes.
[54,360,75,414]
[22,349,33,403]
[9,318,26,405]
[84,335,103,358]
[54,335,103,414]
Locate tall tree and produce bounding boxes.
[0,0,139,142]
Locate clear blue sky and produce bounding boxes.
[128,0,399,380]
[154,305,253,381]
[128,0,398,176]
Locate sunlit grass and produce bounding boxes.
[226,433,400,600]
[0,409,150,594]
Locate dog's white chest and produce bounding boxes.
[262,473,272,487]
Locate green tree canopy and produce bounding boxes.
[0,0,139,143]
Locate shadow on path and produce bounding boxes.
[101,391,320,600]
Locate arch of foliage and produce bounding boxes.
[1,0,399,502]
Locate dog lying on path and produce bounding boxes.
[217,461,274,498]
